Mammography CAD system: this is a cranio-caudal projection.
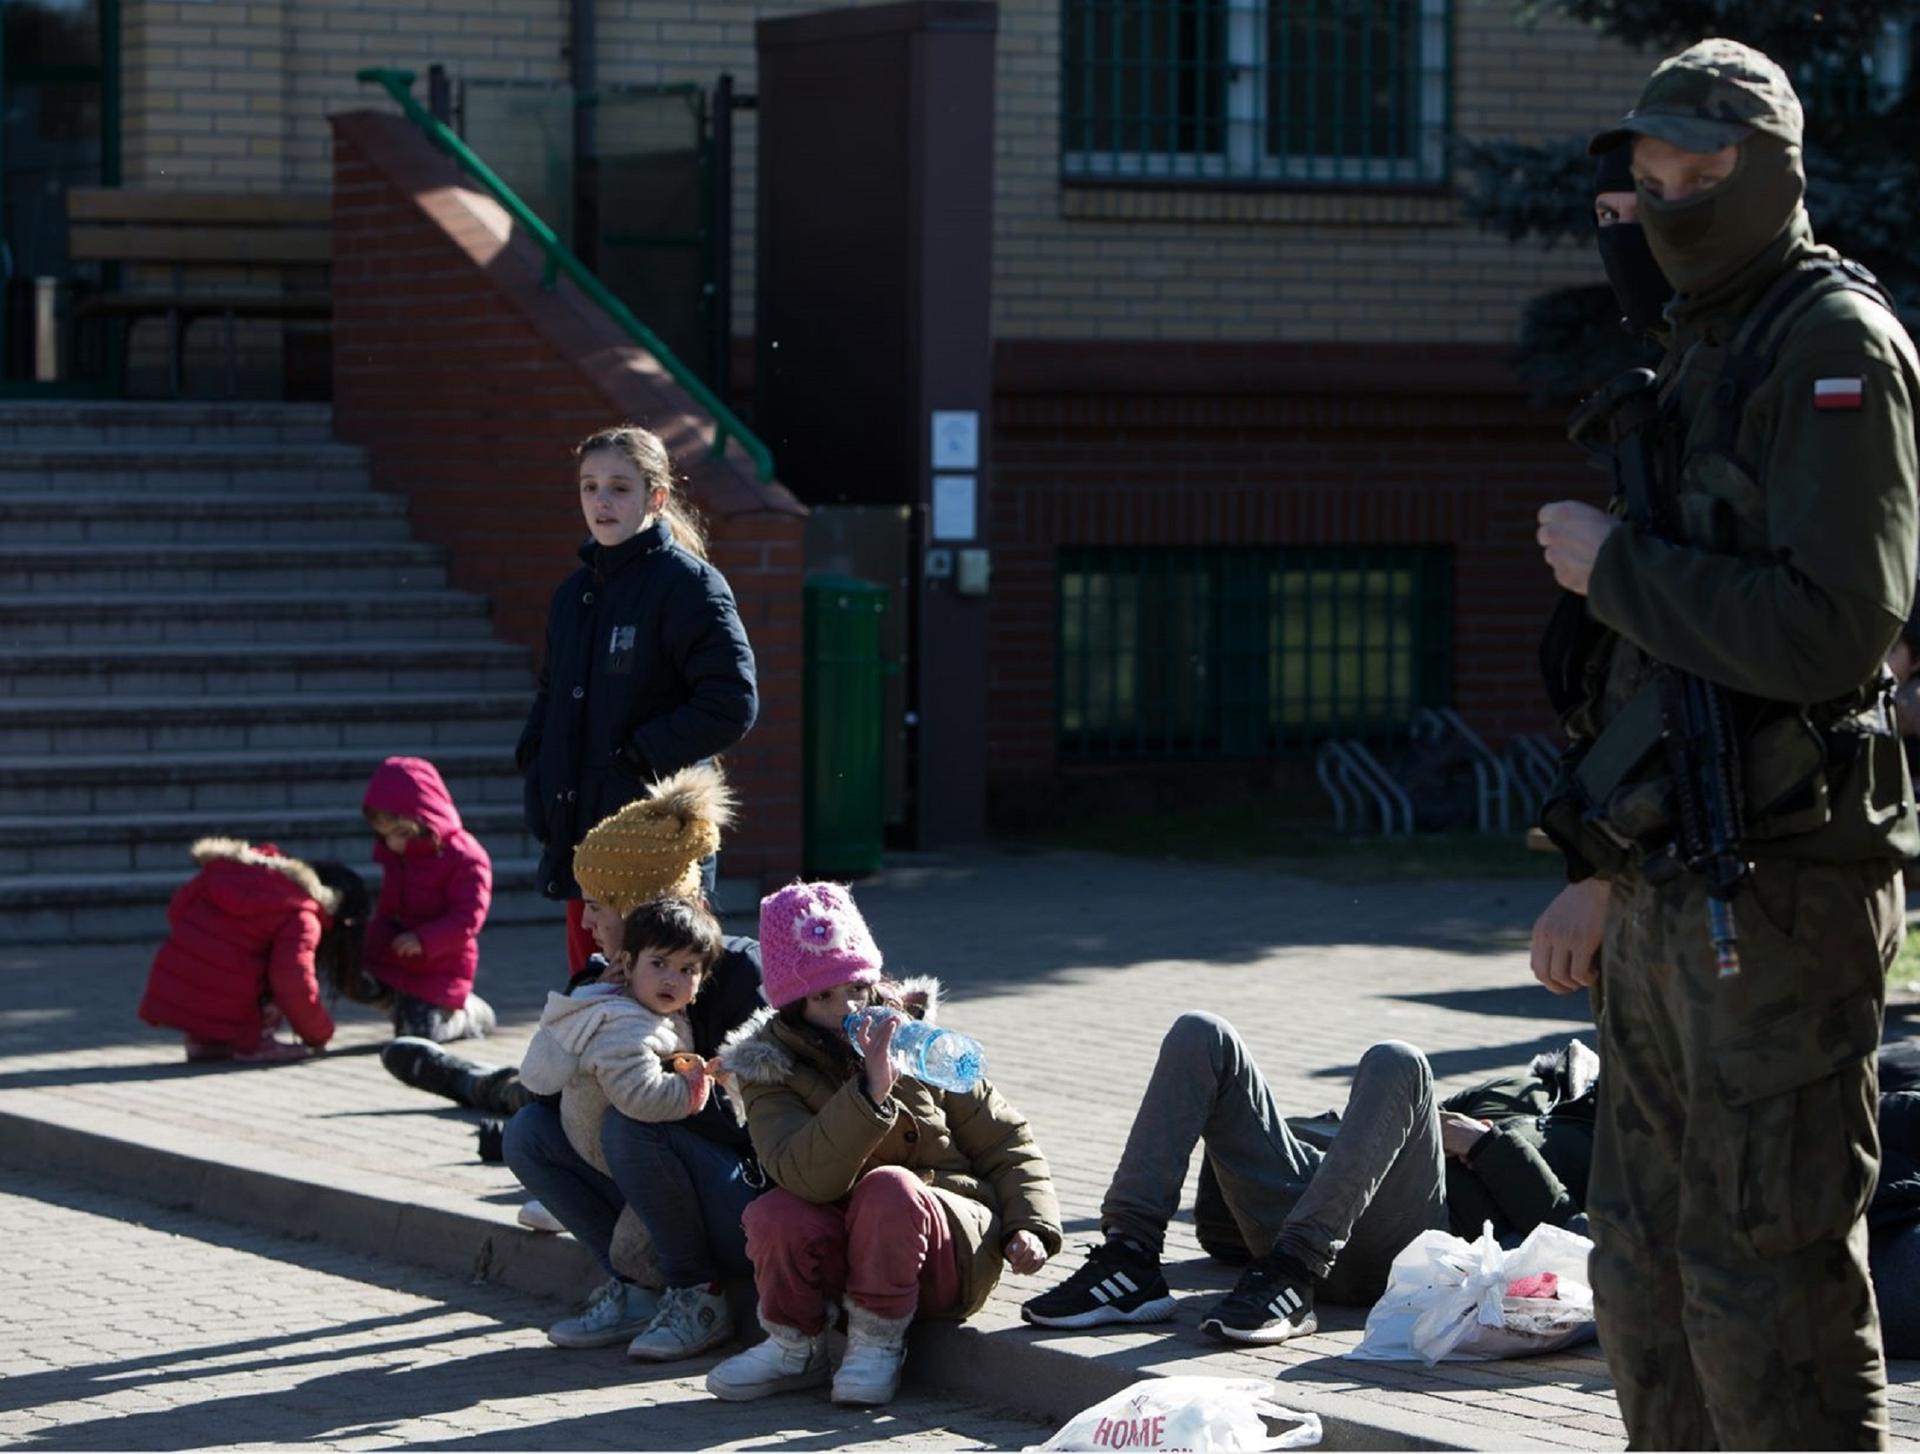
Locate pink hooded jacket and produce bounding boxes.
[362,757,492,1009]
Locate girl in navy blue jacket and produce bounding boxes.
[517,425,759,972]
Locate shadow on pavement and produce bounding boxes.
[10,1341,1030,1453]
[1391,984,1593,1025]
[0,1055,340,1092]
[0,1306,467,1416]
[409,1398,1023,1454]
[314,1104,481,1122]
[9,1344,671,1450]
[1310,1032,1588,1085]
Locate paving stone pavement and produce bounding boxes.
[0,1171,1053,1451]
[4,846,1919,1448]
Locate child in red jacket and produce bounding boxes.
[139,839,368,1062]
[356,756,495,1043]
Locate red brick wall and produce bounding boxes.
[329,110,806,885]
[988,343,1598,800]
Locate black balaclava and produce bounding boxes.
[1637,132,1807,301]
[1593,143,1672,332]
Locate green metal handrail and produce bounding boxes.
[356,67,775,483]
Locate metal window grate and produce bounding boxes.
[1061,0,1452,187]
[1057,545,1453,759]
[1798,19,1913,118]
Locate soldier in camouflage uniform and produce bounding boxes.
[1530,41,1920,1450]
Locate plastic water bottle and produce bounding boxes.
[843,1006,986,1094]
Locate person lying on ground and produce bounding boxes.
[1024,1009,1920,1362]
[1019,1015,1596,1346]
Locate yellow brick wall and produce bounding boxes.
[122,0,289,189]
[121,0,569,191]
[601,0,1654,343]
[121,0,1655,344]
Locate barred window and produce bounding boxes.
[1061,0,1452,187]
[1799,19,1912,117]
[1057,546,1453,760]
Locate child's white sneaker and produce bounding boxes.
[705,1310,830,1400]
[547,1277,658,1349]
[627,1284,734,1362]
[832,1304,912,1406]
[517,1200,564,1234]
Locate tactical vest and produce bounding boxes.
[1541,258,1912,879]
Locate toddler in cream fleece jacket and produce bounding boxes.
[518,925,717,1158]
[511,897,770,1365]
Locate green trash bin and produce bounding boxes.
[804,574,890,877]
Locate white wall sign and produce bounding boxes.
[931,410,979,470]
[932,473,977,542]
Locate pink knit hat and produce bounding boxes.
[759,881,884,1008]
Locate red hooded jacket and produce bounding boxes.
[138,839,338,1049]
[362,756,492,1009]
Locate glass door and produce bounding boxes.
[2,0,117,393]
[461,78,716,384]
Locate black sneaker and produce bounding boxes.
[1199,1250,1318,1345]
[1021,1240,1176,1329]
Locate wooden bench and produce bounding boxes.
[65,189,331,396]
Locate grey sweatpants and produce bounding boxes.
[1100,1012,1447,1304]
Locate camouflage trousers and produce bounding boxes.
[1590,859,1899,1450]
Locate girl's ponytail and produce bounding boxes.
[574,424,711,562]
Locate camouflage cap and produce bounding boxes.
[1589,39,1803,156]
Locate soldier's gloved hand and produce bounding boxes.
[1536,501,1617,597]
[1530,878,1610,995]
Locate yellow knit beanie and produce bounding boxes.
[571,765,736,914]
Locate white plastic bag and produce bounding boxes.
[1032,1375,1322,1452]
[1347,1221,1597,1366]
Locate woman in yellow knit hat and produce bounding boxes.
[505,765,772,1359]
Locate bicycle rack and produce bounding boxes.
[1503,732,1563,824]
[1411,707,1512,834]
[1315,739,1415,836]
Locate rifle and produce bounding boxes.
[1567,369,1747,977]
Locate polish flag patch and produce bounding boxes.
[1814,376,1865,410]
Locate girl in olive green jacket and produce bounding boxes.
[706,881,1062,1408]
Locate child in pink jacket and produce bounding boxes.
[356,756,495,1043]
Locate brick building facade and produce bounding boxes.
[327,110,807,879]
[102,0,1656,829]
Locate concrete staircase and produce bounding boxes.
[0,401,548,945]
